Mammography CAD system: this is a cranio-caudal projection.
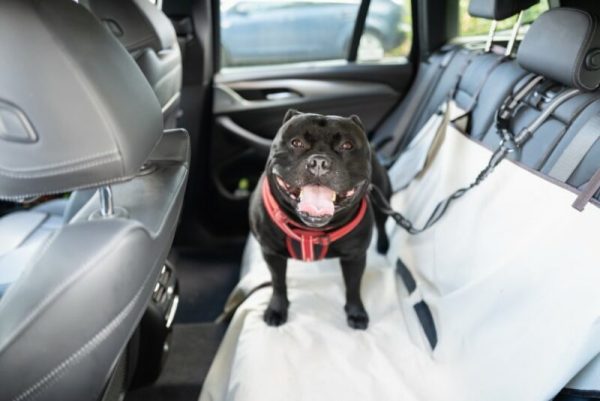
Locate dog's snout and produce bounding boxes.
[306,154,331,176]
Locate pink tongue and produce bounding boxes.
[298,185,335,217]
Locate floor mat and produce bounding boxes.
[126,323,226,401]
[173,250,242,324]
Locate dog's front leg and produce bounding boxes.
[340,254,369,329]
[263,251,289,326]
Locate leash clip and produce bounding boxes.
[499,130,517,154]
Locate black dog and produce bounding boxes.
[249,109,391,330]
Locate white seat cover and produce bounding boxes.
[200,124,600,401]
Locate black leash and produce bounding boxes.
[370,144,506,234]
[371,78,579,235]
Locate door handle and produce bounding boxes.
[216,116,272,153]
[265,91,300,101]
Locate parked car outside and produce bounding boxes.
[220,0,408,67]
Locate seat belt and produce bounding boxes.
[383,52,509,167]
[371,81,580,235]
[548,113,600,182]
[376,46,464,163]
[387,56,517,191]
[451,55,508,116]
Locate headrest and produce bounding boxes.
[469,0,539,20]
[0,0,163,200]
[83,0,178,54]
[517,8,600,91]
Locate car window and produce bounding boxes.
[357,0,412,63]
[219,0,413,71]
[458,0,548,38]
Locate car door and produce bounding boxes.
[166,0,416,248]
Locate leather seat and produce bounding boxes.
[0,1,189,401]
[374,0,538,158]
[0,0,185,297]
[83,0,183,129]
[375,0,600,202]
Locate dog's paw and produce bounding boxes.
[263,307,288,326]
[345,304,369,330]
[376,235,389,255]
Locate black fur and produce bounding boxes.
[249,110,392,330]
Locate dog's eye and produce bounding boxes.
[290,138,304,148]
[340,141,354,151]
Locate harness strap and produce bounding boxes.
[262,178,368,261]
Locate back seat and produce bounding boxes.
[378,0,600,206]
[201,2,600,401]
[384,5,600,399]
[471,8,600,202]
[373,0,539,160]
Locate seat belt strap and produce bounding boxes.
[548,113,600,182]
[456,55,508,115]
[379,46,465,161]
[572,169,600,211]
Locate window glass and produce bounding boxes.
[219,0,413,70]
[357,0,412,63]
[220,0,362,69]
[458,0,548,37]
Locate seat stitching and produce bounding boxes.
[0,174,135,202]
[34,5,125,175]
[10,247,153,401]
[0,150,118,173]
[0,226,139,355]
[0,230,58,305]
[0,154,120,179]
[567,9,594,90]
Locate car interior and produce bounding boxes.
[0,0,599,400]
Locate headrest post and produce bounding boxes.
[505,11,524,56]
[484,20,498,53]
[99,186,114,217]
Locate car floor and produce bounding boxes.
[125,249,243,401]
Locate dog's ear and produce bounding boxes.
[348,114,364,130]
[283,109,302,124]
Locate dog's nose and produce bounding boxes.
[306,154,331,176]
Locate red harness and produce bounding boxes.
[261,178,368,262]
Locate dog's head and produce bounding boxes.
[267,109,372,228]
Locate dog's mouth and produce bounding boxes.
[274,175,363,227]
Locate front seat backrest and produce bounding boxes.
[0,1,189,400]
[85,0,183,128]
